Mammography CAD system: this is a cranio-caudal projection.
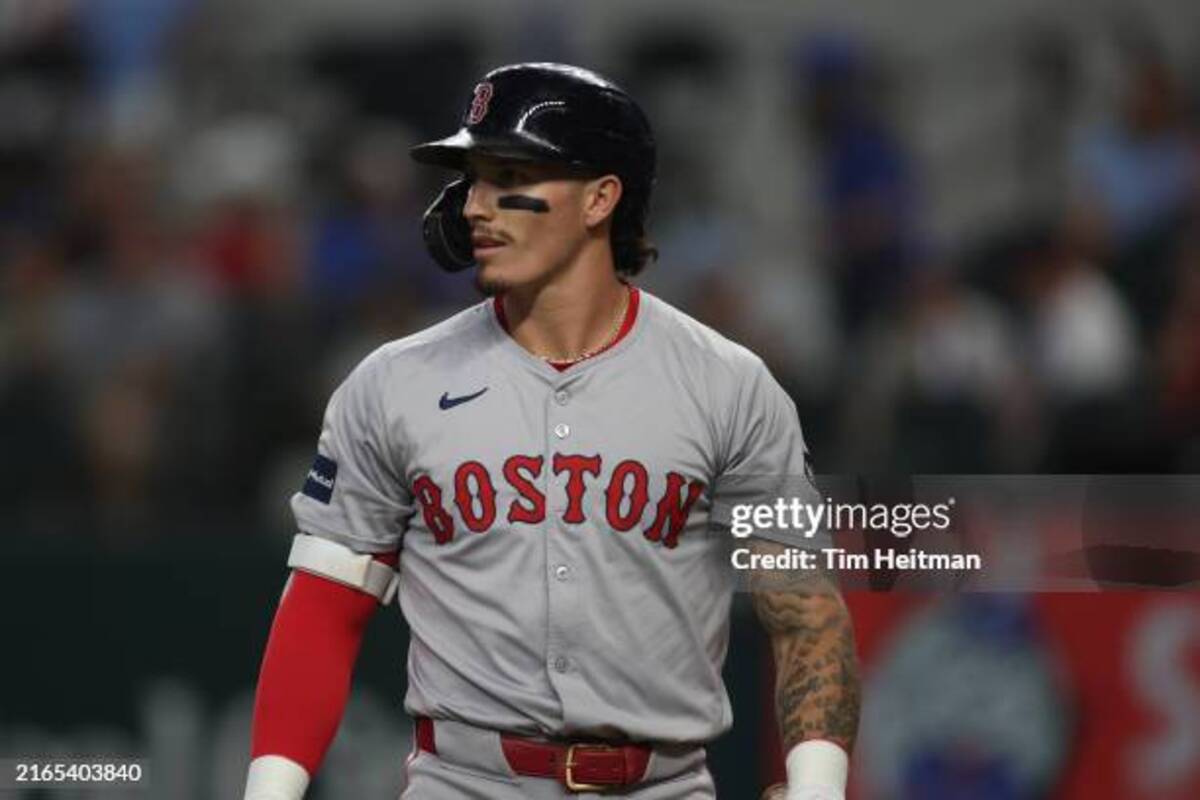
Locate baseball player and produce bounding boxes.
[243,63,859,799]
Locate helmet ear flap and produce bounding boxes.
[421,179,475,272]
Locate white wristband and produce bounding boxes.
[243,755,310,800]
[784,740,848,800]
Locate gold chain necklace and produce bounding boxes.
[535,286,630,365]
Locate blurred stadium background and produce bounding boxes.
[1,0,1199,797]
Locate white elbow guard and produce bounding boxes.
[785,740,849,800]
[244,755,310,800]
[286,534,399,605]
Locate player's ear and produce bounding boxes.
[582,174,622,229]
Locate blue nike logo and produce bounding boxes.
[439,387,488,410]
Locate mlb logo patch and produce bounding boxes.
[302,454,338,504]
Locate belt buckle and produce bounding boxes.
[564,743,616,792]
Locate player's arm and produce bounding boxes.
[244,347,409,799]
[750,537,860,800]
[714,354,858,797]
[244,536,400,800]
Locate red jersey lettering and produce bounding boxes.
[644,472,705,548]
[413,474,455,544]
[605,459,650,532]
[503,454,545,524]
[454,461,497,533]
[552,453,602,524]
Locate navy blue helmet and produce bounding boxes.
[412,63,656,272]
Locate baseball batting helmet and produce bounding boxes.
[411,62,657,273]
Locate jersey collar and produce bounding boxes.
[492,286,641,373]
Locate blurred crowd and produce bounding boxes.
[1,2,1199,543]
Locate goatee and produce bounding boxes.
[474,272,513,298]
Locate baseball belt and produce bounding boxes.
[415,717,651,791]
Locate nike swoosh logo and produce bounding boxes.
[439,387,489,410]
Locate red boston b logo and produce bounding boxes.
[467,82,494,125]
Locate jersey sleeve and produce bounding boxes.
[291,349,412,553]
[711,356,825,549]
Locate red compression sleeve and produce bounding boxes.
[250,552,399,775]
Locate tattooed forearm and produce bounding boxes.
[750,540,860,753]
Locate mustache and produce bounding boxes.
[470,227,512,244]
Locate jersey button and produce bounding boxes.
[553,564,570,581]
[554,390,569,406]
[553,656,570,673]
[554,423,570,439]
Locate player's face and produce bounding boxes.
[462,154,601,294]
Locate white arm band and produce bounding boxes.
[286,534,399,605]
[785,740,849,800]
[243,755,310,800]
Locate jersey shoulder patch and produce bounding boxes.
[301,454,338,503]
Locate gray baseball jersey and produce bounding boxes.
[291,289,817,744]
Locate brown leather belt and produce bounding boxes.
[415,717,652,791]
